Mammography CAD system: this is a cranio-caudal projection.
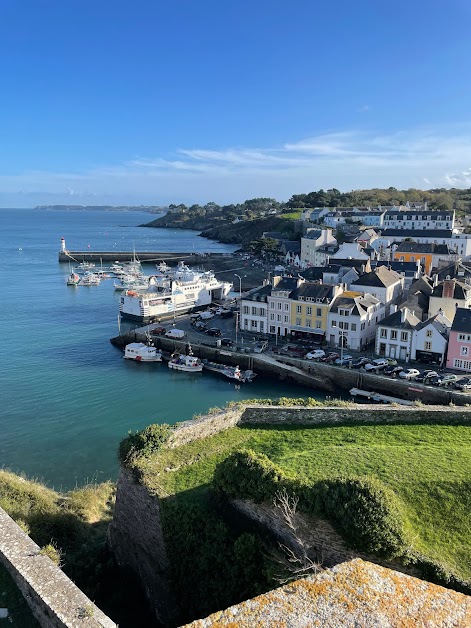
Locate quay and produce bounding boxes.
[110,328,471,406]
[58,250,230,264]
[349,388,414,406]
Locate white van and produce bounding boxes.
[165,329,186,339]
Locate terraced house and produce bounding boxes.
[289,282,344,342]
[327,291,385,350]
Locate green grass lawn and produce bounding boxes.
[138,423,471,581]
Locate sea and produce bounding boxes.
[0,208,325,490]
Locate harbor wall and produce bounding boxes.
[110,331,471,405]
[108,404,471,623]
[0,507,115,628]
[59,251,228,263]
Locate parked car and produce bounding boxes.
[455,377,471,390]
[334,354,353,366]
[364,358,388,372]
[321,352,340,363]
[215,308,231,316]
[433,373,459,387]
[305,349,325,360]
[253,341,268,353]
[199,311,214,320]
[399,368,420,380]
[351,357,371,369]
[221,338,233,347]
[383,364,404,376]
[414,370,438,383]
[150,326,166,336]
[165,328,186,339]
[194,321,207,331]
[206,327,222,337]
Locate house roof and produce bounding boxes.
[330,292,380,316]
[431,279,471,300]
[451,307,471,333]
[242,284,272,302]
[351,266,401,289]
[299,267,325,281]
[304,229,322,240]
[327,258,368,269]
[291,283,336,302]
[381,229,453,239]
[282,241,301,254]
[379,308,420,330]
[394,242,451,254]
[415,312,452,338]
[436,260,471,281]
[375,261,420,274]
[271,277,299,293]
[384,209,454,217]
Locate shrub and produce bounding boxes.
[119,423,172,463]
[39,542,62,566]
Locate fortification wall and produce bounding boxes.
[109,403,471,623]
[0,507,115,628]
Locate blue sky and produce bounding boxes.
[1,0,471,206]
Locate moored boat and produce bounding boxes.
[79,272,101,285]
[124,342,162,362]
[66,270,80,286]
[168,344,203,372]
[202,360,256,383]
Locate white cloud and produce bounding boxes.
[1,125,471,206]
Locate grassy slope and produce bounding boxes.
[137,423,471,581]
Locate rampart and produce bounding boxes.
[108,403,471,624]
[0,507,115,628]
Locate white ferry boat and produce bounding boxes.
[119,262,232,323]
[124,342,162,362]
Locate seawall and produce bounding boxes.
[59,251,228,263]
[0,507,115,628]
[111,330,471,405]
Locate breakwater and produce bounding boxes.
[110,330,471,405]
[58,250,229,263]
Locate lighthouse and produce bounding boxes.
[60,237,67,253]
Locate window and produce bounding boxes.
[401,331,408,342]
[277,314,281,322]
[361,322,365,330]
[284,303,289,311]
[454,358,471,370]
[316,308,322,317]
[270,325,276,334]
[380,329,387,338]
[390,330,397,340]
[251,320,257,328]
[252,307,256,315]
[306,320,311,327]
[461,346,469,357]
[426,330,433,337]
[243,306,249,314]
[425,341,432,351]
[410,256,415,262]
[351,323,356,331]
[296,305,302,314]
[270,302,274,309]
[316,319,322,328]
[331,320,337,327]
[296,318,302,326]
[270,313,274,321]
[277,302,282,310]
[284,315,289,323]
[306,306,312,315]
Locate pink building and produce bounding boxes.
[446,308,471,372]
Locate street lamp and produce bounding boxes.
[234,274,243,302]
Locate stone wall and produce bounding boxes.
[0,507,115,628]
[106,468,176,626]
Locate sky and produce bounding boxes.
[1,0,471,207]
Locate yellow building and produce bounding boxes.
[289,283,343,341]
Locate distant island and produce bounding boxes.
[34,204,165,213]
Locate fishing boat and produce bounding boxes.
[124,342,162,362]
[168,344,203,372]
[66,269,80,286]
[202,360,256,383]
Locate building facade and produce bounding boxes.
[446,308,471,372]
[289,283,343,341]
[327,292,385,351]
[411,313,451,365]
[375,307,419,362]
[383,209,455,231]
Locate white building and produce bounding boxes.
[240,284,272,334]
[300,228,337,267]
[350,266,404,306]
[375,307,420,362]
[383,209,455,231]
[411,312,451,365]
[327,292,385,351]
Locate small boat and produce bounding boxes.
[168,344,203,372]
[79,272,101,286]
[77,261,95,270]
[66,270,80,286]
[202,360,256,383]
[124,342,162,362]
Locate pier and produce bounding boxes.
[58,250,230,264]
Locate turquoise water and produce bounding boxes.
[0,209,322,490]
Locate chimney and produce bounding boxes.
[443,279,455,299]
[401,307,408,323]
[272,275,282,288]
[390,304,397,314]
[433,274,439,287]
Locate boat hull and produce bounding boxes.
[168,362,203,372]
[124,355,162,362]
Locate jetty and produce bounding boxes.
[59,250,229,264]
[349,388,414,406]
